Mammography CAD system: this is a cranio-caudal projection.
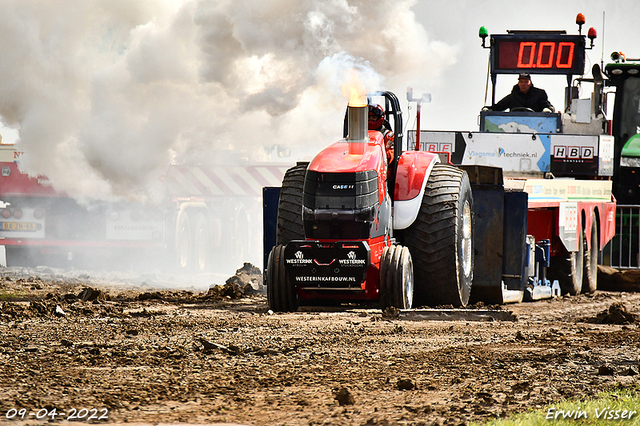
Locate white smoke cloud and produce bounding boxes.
[0,0,456,200]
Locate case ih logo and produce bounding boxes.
[554,146,594,160]
[333,184,354,190]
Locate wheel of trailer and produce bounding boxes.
[266,245,299,312]
[231,205,250,266]
[379,245,414,309]
[276,163,308,245]
[193,214,210,272]
[548,228,584,295]
[5,246,38,268]
[404,164,474,307]
[175,211,192,270]
[582,211,598,293]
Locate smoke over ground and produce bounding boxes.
[0,0,457,276]
[0,0,456,200]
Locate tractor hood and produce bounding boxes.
[303,131,390,241]
[308,132,386,174]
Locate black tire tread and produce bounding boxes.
[267,245,299,312]
[276,164,307,246]
[582,211,598,293]
[379,245,413,309]
[393,246,413,309]
[549,229,583,295]
[379,246,394,308]
[404,164,473,307]
[389,246,403,307]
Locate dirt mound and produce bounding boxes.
[202,281,255,300]
[597,265,640,292]
[202,263,263,301]
[0,295,125,321]
[136,290,196,302]
[227,262,263,290]
[588,302,638,324]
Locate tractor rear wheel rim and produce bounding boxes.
[404,250,414,308]
[462,200,472,277]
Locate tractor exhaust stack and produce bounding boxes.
[346,105,368,155]
[347,105,368,142]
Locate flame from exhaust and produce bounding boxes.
[341,69,368,107]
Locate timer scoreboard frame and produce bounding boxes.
[490,33,586,76]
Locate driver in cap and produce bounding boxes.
[488,73,554,113]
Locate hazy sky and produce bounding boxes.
[0,0,637,201]
[411,0,640,130]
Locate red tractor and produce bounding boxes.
[266,91,474,311]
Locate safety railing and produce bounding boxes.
[601,204,640,269]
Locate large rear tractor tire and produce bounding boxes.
[266,164,307,312]
[379,245,414,309]
[276,163,308,245]
[404,164,474,307]
[266,245,299,312]
[582,211,598,293]
[549,229,584,295]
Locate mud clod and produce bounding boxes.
[598,365,616,376]
[79,286,104,301]
[397,378,416,390]
[204,281,251,300]
[590,302,638,324]
[335,387,356,406]
[202,263,263,300]
[382,306,400,318]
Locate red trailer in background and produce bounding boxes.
[0,143,289,272]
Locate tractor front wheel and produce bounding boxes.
[175,211,192,271]
[582,211,598,293]
[266,245,299,312]
[193,214,210,272]
[549,228,584,295]
[379,245,414,309]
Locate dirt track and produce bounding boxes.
[1,264,639,426]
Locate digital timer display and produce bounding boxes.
[492,34,585,75]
